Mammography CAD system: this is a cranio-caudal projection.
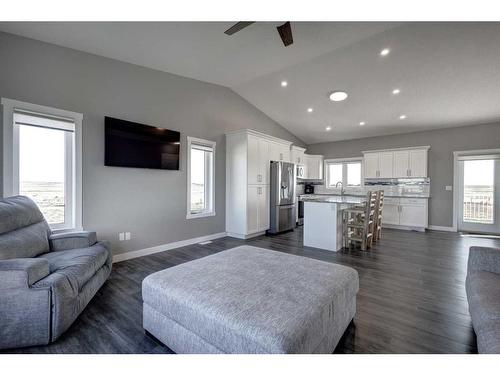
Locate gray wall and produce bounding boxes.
[307,122,500,228]
[0,32,304,255]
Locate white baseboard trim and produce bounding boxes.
[226,231,266,240]
[112,232,227,263]
[428,225,457,232]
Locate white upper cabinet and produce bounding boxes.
[291,146,307,165]
[378,152,394,178]
[305,155,323,180]
[409,149,427,177]
[247,135,270,184]
[393,150,410,177]
[269,141,291,163]
[363,146,429,178]
[363,152,393,178]
[363,153,379,178]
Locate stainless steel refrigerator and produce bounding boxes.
[268,161,296,234]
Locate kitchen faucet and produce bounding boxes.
[335,181,345,196]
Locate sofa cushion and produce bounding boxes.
[0,196,51,260]
[466,271,500,331]
[0,221,51,260]
[37,245,110,293]
[476,319,500,354]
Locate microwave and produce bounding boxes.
[296,164,306,179]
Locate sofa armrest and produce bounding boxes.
[468,246,500,274]
[0,258,50,289]
[49,231,97,251]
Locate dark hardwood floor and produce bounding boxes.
[4,228,500,354]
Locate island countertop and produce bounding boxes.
[299,195,364,205]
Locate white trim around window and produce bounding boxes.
[186,136,216,219]
[324,157,363,190]
[1,98,83,232]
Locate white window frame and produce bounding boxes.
[186,136,216,219]
[324,157,363,190]
[2,98,83,232]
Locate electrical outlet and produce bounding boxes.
[119,232,125,241]
[125,232,131,241]
[445,185,453,191]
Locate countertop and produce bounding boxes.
[301,193,430,199]
[299,195,364,204]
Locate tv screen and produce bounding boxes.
[105,117,180,170]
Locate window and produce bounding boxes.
[187,137,216,219]
[325,158,363,188]
[2,98,82,231]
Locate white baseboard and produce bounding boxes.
[428,225,457,232]
[226,231,266,239]
[112,232,227,263]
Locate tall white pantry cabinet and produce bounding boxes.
[226,129,292,239]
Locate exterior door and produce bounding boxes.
[458,156,500,234]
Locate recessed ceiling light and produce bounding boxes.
[392,88,401,95]
[399,115,407,120]
[380,48,390,56]
[359,121,366,126]
[307,108,313,113]
[281,81,288,87]
[325,126,332,131]
[329,91,348,102]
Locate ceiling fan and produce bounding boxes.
[224,22,294,47]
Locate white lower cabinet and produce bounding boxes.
[399,198,428,227]
[247,185,270,234]
[382,197,428,229]
[383,199,401,225]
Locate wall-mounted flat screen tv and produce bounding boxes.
[105,116,180,170]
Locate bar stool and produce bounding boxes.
[343,191,377,250]
[373,190,384,242]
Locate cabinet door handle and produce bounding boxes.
[280,153,283,160]
[408,169,411,177]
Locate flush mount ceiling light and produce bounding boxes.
[380,48,391,56]
[281,80,288,87]
[399,114,407,120]
[325,126,332,131]
[307,108,314,113]
[392,88,401,95]
[359,121,366,126]
[329,91,348,102]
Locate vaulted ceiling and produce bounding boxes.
[1,22,500,144]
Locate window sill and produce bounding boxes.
[186,211,216,220]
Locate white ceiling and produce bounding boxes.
[1,22,500,144]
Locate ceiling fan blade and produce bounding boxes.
[277,21,293,46]
[224,22,255,35]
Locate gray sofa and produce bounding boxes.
[466,246,500,353]
[0,195,112,350]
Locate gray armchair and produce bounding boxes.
[466,246,500,353]
[0,196,112,350]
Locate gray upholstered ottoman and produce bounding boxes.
[142,245,359,354]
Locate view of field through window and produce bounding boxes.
[463,159,494,224]
[19,124,66,224]
[190,147,206,212]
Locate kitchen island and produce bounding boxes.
[300,195,364,252]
